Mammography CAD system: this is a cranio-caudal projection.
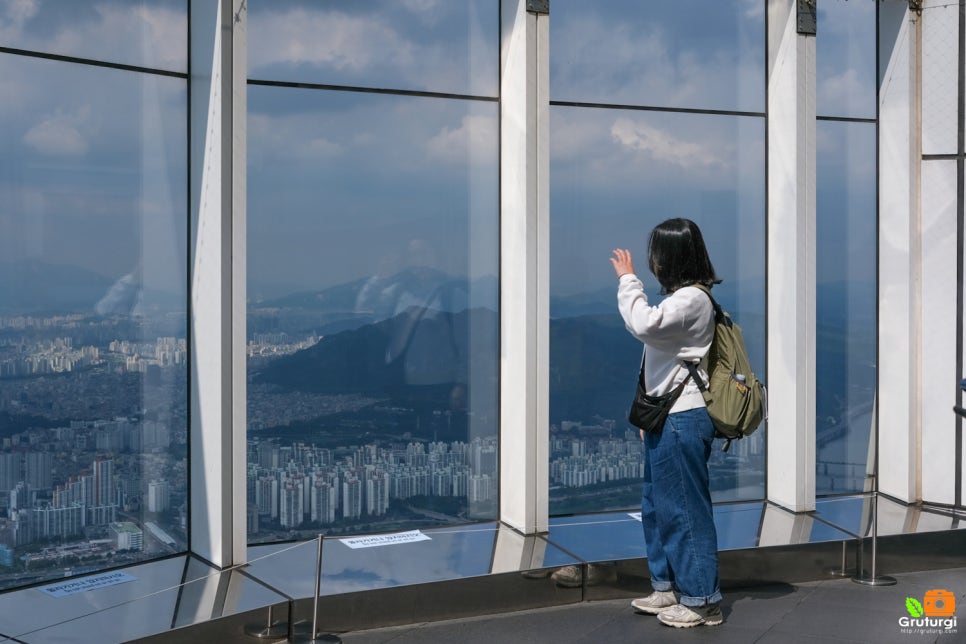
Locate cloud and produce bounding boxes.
[246,4,496,97]
[400,0,439,12]
[23,107,91,157]
[741,0,764,19]
[249,8,414,73]
[2,0,38,28]
[427,114,497,164]
[0,2,185,71]
[248,112,344,164]
[550,4,764,112]
[610,117,721,169]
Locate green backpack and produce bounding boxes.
[684,285,766,451]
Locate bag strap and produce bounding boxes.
[684,361,706,392]
[638,350,692,393]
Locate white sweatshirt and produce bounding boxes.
[616,273,714,413]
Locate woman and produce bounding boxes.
[609,218,723,628]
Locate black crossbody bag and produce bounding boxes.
[627,353,691,433]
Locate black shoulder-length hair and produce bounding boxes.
[647,218,721,294]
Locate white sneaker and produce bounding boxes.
[656,603,723,627]
[630,590,678,615]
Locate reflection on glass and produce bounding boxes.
[816,121,876,495]
[247,0,498,97]
[548,106,766,514]
[816,0,876,119]
[247,524,518,598]
[0,55,188,592]
[247,86,499,544]
[0,0,187,73]
[550,0,765,112]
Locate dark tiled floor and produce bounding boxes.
[337,567,966,643]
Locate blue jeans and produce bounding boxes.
[641,407,722,607]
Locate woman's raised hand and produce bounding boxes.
[610,248,635,279]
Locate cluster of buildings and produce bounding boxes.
[549,422,763,489]
[247,332,319,360]
[0,452,167,549]
[1,419,173,455]
[107,337,186,372]
[550,435,646,488]
[0,337,100,377]
[0,315,87,330]
[247,436,498,532]
[0,336,187,378]
[0,421,185,568]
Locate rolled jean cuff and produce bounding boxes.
[650,579,675,592]
[679,590,722,607]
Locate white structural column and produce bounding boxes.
[919,0,962,507]
[766,0,816,512]
[499,0,550,534]
[877,3,921,503]
[189,0,247,567]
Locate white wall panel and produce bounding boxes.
[878,4,920,502]
[920,160,959,505]
[920,0,960,155]
[961,163,966,507]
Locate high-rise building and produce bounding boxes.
[278,475,304,529]
[366,470,390,516]
[309,475,337,525]
[93,457,115,507]
[255,475,278,518]
[342,476,363,520]
[0,453,20,493]
[147,480,170,513]
[23,452,52,491]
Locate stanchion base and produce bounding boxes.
[242,622,289,639]
[825,567,851,577]
[851,574,897,586]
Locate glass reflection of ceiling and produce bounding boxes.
[0,555,286,643]
[246,523,579,600]
[815,494,966,538]
[546,503,770,564]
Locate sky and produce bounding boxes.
[0,0,877,307]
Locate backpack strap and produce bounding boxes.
[684,361,706,391]
[684,287,738,452]
[692,283,728,327]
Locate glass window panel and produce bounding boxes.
[816,120,876,495]
[0,54,188,591]
[550,0,765,113]
[816,0,876,119]
[0,0,187,73]
[247,86,499,544]
[548,106,766,513]
[247,0,498,97]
